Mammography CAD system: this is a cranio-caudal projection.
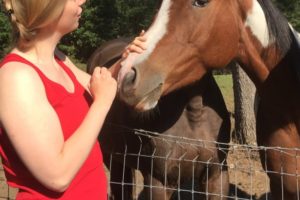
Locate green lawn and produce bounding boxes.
[72,58,87,72]
[76,62,87,72]
[214,74,234,113]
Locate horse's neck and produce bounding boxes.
[239,29,300,102]
[237,27,299,92]
[290,29,300,83]
[237,0,294,90]
[236,28,271,89]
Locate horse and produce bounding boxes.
[87,37,231,199]
[117,0,300,199]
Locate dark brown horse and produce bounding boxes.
[117,0,300,199]
[88,38,231,199]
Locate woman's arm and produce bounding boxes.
[0,63,115,192]
[0,30,147,193]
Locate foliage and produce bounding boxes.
[60,0,160,62]
[0,5,12,58]
[273,0,300,31]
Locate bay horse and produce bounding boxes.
[117,0,300,199]
[88,38,231,199]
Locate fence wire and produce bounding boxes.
[1,124,300,199]
[103,124,299,200]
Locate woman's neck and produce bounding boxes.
[14,29,62,66]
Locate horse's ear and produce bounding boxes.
[102,56,122,69]
[87,37,133,74]
[87,50,104,74]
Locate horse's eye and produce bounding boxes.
[193,0,209,7]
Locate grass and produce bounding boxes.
[76,62,87,72]
[70,57,87,72]
[214,74,234,113]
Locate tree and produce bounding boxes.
[60,0,160,63]
[0,5,12,58]
[232,64,257,145]
[273,0,300,31]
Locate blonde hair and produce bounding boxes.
[3,0,67,49]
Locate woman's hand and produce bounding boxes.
[109,30,147,79]
[122,30,147,59]
[89,67,117,107]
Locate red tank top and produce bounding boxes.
[0,53,107,200]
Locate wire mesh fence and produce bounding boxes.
[1,125,300,199]
[103,126,270,200]
[101,124,300,200]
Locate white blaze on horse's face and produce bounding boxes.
[118,0,172,85]
[135,0,171,65]
[245,0,270,48]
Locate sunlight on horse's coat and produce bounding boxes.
[245,0,270,47]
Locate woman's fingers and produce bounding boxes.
[133,38,147,50]
[121,30,147,59]
[93,66,101,77]
[99,67,113,79]
[92,67,112,79]
[127,44,144,54]
[139,30,145,36]
[122,49,130,58]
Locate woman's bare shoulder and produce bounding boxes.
[0,61,46,100]
[0,61,42,84]
[0,62,44,104]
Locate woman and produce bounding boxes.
[0,0,146,199]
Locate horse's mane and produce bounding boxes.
[258,0,292,55]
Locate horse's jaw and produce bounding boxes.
[118,62,164,112]
[118,84,163,112]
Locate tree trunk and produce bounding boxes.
[231,63,257,145]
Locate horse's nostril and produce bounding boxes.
[130,67,137,84]
[122,67,139,94]
[124,67,138,85]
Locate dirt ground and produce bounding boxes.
[226,145,270,200]
[0,158,17,200]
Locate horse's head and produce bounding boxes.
[118,0,291,111]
